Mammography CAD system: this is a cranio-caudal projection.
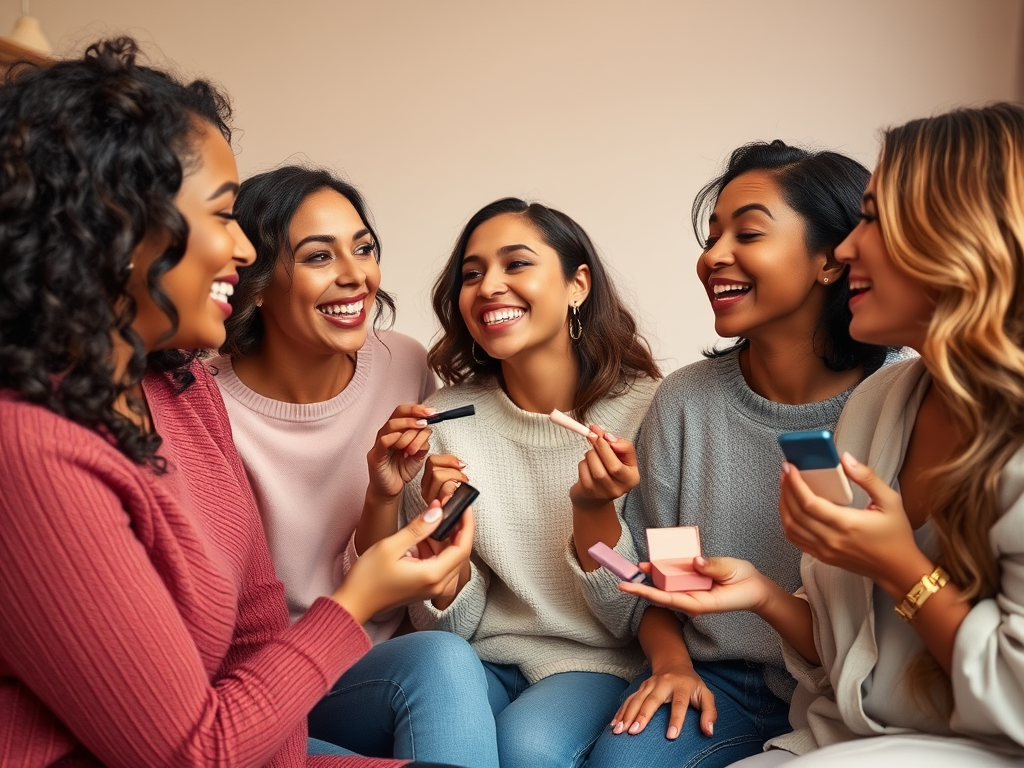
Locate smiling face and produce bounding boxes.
[696,170,837,343]
[457,212,589,365]
[130,122,255,352]
[258,188,381,357]
[834,173,934,350]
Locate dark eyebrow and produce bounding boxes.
[497,243,537,257]
[353,228,371,242]
[207,181,239,201]
[461,255,483,268]
[294,234,336,250]
[708,203,773,225]
[732,203,773,220]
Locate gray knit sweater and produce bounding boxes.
[401,377,658,684]
[624,350,862,702]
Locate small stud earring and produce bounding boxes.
[255,296,263,308]
[823,277,829,284]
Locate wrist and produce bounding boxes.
[877,550,935,603]
[330,581,374,625]
[366,480,402,504]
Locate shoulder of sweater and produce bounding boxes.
[366,329,430,366]
[845,356,922,409]
[651,356,728,405]
[423,381,491,407]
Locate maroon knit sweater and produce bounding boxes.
[0,364,406,768]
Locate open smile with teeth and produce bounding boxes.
[210,281,234,302]
[483,308,525,325]
[848,279,872,296]
[317,300,364,317]
[712,283,751,300]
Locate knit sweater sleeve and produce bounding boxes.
[949,449,1024,747]
[623,385,688,637]
[0,399,394,768]
[563,524,640,640]
[400,475,490,637]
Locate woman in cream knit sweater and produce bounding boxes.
[402,198,661,768]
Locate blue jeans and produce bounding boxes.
[484,662,628,768]
[308,631,499,768]
[585,659,792,768]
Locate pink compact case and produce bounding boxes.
[645,526,712,592]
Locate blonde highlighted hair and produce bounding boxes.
[875,102,1024,710]
[875,103,1024,612]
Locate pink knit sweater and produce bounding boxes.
[0,364,405,768]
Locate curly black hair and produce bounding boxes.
[0,37,233,468]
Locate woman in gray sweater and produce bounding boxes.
[586,141,894,768]
[622,105,1024,767]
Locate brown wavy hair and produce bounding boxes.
[429,198,660,422]
[874,103,1024,706]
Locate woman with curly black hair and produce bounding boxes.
[0,38,469,768]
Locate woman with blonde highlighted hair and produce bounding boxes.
[616,102,1024,766]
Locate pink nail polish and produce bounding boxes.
[415,419,429,427]
[604,432,618,442]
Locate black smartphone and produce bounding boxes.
[429,482,480,541]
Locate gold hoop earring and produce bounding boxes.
[569,303,583,341]
[472,340,487,365]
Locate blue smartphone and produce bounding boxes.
[777,430,853,505]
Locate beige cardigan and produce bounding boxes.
[769,358,1024,757]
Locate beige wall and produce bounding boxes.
[4,0,1022,370]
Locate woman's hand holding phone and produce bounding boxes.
[332,500,474,624]
[779,453,925,595]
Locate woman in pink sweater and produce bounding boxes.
[207,166,499,767]
[0,38,469,768]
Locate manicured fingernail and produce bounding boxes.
[667,726,679,739]
[843,451,859,467]
[404,546,417,558]
[415,419,429,427]
[424,407,437,415]
[695,556,708,567]
[457,460,467,468]
[612,721,624,734]
[587,431,598,439]
[628,721,641,734]
[782,462,791,475]
[604,432,618,442]
[708,723,714,736]
[423,506,442,523]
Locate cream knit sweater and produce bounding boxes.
[401,377,658,684]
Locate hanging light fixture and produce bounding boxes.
[4,0,52,55]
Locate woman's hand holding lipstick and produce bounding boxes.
[567,423,641,572]
[570,425,640,509]
[356,404,436,554]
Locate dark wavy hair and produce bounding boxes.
[693,140,889,373]
[220,165,395,358]
[429,197,661,423]
[0,37,233,468]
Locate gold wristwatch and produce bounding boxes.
[895,565,950,622]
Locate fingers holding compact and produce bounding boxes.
[334,501,473,623]
[421,453,469,503]
[611,667,717,739]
